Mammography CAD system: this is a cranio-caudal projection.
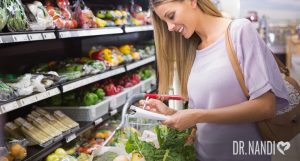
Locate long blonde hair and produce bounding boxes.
[151,0,222,98]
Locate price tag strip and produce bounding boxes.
[28,33,43,41]
[12,34,29,42]
[0,37,3,43]
[125,25,153,33]
[110,109,118,116]
[59,32,72,38]
[94,117,103,126]
[42,33,56,40]
[126,56,156,70]
[66,133,76,143]
[0,101,19,114]
[63,67,126,92]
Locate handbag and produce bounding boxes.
[225,22,300,142]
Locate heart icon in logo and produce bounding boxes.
[277,141,291,155]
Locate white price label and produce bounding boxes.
[1,101,19,114]
[28,33,43,41]
[18,95,37,107]
[42,33,56,40]
[35,92,49,101]
[12,34,29,42]
[59,32,71,38]
[0,37,3,43]
[47,88,60,96]
[66,133,76,143]
[77,30,89,37]
[110,109,118,116]
[94,118,103,125]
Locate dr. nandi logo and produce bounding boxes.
[233,141,291,155]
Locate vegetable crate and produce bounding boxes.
[125,83,142,98]
[43,98,110,121]
[108,90,128,110]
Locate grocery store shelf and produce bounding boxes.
[57,27,123,39]
[124,25,153,33]
[62,67,126,92]
[0,57,156,115]
[126,56,156,71]
[0,31,56,44]
[0,26,153,44]
[0,87,61,115]
[24,83,157,161]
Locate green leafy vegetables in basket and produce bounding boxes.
[125,125,196,161]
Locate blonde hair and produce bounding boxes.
[151,0,222,98]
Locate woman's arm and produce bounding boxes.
[163,91,276,131]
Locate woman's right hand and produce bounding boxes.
[139,99,176,115]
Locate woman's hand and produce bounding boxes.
[139,99,176,115]
[162,109,205,131]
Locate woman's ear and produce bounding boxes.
[190,0,197,8]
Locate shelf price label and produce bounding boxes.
[59,32,72,38]
[42,33,56,40]
[94,118,103,126]
[12,34,29,42]
[28,33,43,41]
[110,109,118,116]
[18,95,38,107]
[0,37,3,44]
[1,101,19,114]
[66,133,76,143]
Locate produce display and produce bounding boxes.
[4,109,79,147]
[0,0,152,33]
[89,44,155,68]
[44,85,106,106]
[46,0,78,29]
[0,72,62,97]
[0,140,28,161]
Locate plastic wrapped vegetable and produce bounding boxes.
[0,81,16,101]
[6,0,29,32]
[0,1,8,31]
[25,1,54,30]
[74,0,97,29]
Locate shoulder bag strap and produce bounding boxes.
[225,21,250,98]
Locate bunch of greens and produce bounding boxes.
[125,125,196,161]
[0,0,8,31]
[6,0,29,31]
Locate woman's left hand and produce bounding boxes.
[162,109,204,131]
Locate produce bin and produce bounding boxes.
[125,83,142,98]
[108,90,128,110]
[140,77,153,93]
[43,99,110,121]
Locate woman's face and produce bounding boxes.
[154,0,198,39]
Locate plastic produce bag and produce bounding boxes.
[6,0,29,32]
[25,1,54,30]
[0,81,15,102]
[0,1,8,31]
[74,0,97,29]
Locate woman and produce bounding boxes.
[140,0,289,161]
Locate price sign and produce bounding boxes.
[42,33,56,40]
[28,33,43,41]
[12,34,29,42]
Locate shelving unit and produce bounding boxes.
[0,55,156,115]
[23,84,157,161]
[0,26,153,44]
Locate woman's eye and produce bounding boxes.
[168,12,175,20]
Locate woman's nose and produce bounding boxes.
[166,22,175,31]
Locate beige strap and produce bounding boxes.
[225,22,250,98]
